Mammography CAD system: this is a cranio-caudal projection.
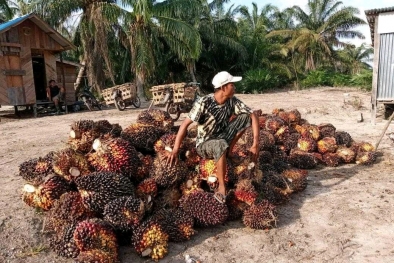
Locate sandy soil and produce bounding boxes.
[1,87,394,263]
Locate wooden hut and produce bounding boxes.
[0,13,77,116]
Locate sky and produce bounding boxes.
[227,0,394,47]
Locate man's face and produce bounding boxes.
[223,82,236,97]
[50,81,56,87]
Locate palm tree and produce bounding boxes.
[337,43,373,74]
[0,0,13,22]
[266,0,366,71]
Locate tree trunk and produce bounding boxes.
[186,61,197,82]
[74,60,86,90]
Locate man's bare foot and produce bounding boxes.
[214,186,227,204]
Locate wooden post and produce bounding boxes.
[371,16,380,125]
[60,52,68,114]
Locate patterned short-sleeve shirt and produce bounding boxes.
[188,94,253,147]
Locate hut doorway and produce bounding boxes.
[32,56,47,101]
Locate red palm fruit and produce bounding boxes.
[136,178,158,198]
[137,109,174,132]
[234,179,258,205]
[297,137,317,152]
[136,154,153,180]
[75,249,117,263]
[258,115,268,129]
[322,152,341,167]
[52,148,91,181]
[275,125,290,143]
[198,159,229,180]
[226,191,249,221]
[356,151,377,165]
[150,153,188,187]
[288,149,319,169]
[242,200,277,229]
[277,111,290,124]
[184,147,201,169]
[287,109,301,124]
[318,123,336,138]
[265,116,285,133]
[317,137,338,154]
[18,152,54,185]
[281,168,308,192]
[153,133,178,153]
[336,146,356,163]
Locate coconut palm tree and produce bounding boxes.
[266,0,366,71]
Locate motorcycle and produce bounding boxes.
[111,87,141,111]
[162,82,201,121]
[78,86,102,111]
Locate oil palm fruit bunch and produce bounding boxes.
[265,115,285,133]
[75,249,117,263]
[152,208,195,242]
[198,159,230,184]
[103,196,145,232]
[94,120,122,137]
[297,137,317,152]
[121,123,164,152]
[242,200,277,229]
[322,153,341,167]
[22,175,71,210]
[132,219,169,261]
[356,151,377,165]
[18,152,54,185]
[260,172,293,204]
[46,192,95,233]
[317,137,338,154]
[150,153,188,187]
[183,146,202,170]
[234,179,258,205]
[281,169,308,192]
[288,149,319,169]
[355,142,375,152]
[318,123,336,138]
[153,132,183,154]
[296,124,320,141]
[272,159,291,174]
[276,110,289,124]
[233,160,258,181]
[136,178,158,199]
[74,172,135,213]
[282,133,300,152]
[274,126,290,143]
[336,146,356,163]
[50,222,80,258]
[259,130,276,150]
[73,218,118,257]
[226,190,249,221]
[136,153,153,180]
[52,148,91,181]
[178,190,229,227]
[137,109,174,132]
[68,120,100,153]
[287,109,301,125]
[180,172,202,196]
[258,115,268,129]
[335,131,353,147]
[87,138,141,181]
[153,187,182,210]
[259,150,272,164]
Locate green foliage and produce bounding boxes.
[350,70,372,91]
[300,70,332,88]
[239,68,288,93]
[331,74,352,87]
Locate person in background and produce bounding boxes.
[46,80,64,114]
[165,71,260,203]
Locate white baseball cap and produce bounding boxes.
[212,71,242,89]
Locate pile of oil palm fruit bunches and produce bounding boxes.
[18,108,377,262]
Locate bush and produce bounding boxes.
[238,69,288,93]
[331,74,352,87]
[300,70,332,88]
[350,70,372,91]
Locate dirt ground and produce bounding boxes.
[1,87,394,263]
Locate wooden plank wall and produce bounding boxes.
[0,53,8,105]
[44,51,56,83]
[18,25,35,104]
[56,63,77,103]
[19,20,63,51]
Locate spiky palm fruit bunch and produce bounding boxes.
[335,131,353,147]
[137,109,174,132]
[296,124,320,141]
[197,159,229,181]
[46,192,95,233]
[272,159,290,173]
[103,196,145,232]
[259,150,272,164]
[75,249,118,263]
[258,115,268,129]
[132,219,169,261]
[152,208,195,242]
[317,137,338,154]
[22,175,71,211]
[73,218,118,256]
[336,146,356,163]
[297,137,317,152]
[356,151,377,165]
[283,133,300,152]
[180,172,202,196]
[274,126,290,143]
[87,138,141,181]
[226,191,249,221]
[75,172,135,213]
[121,123,165,152]
[287,109,301,125]
[355,142,375,152]
[50,222,80,258]
[260,172,293,204]
[18,152,54,185]
[318,123,336,138]
[179,190,229,227]
[234,179,258,205]
[233,161,258,181]
[150,153,188,187]
[70,120,96,134]
[288,149,318,169]
[259,130,276,150]
[272,108,284,115]
[242,200,277,229]
[265,116,285,133]
[52,148,91,181]
[153,133,178,153]
[136,178,158,199]
[68,120,100,153]
[184,147,201,170]
[154,187,182,210]
[281,169,308,192]
[136,154,153,180]
[94,120,122,137]
[322,153,340,167]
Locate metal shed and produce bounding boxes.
[0,13,76,116]
[365,7,394,124]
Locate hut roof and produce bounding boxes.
[365,7,394,45]
[0,13,76,50]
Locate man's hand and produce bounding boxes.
[249,145,259,162]
[164,149,179,167]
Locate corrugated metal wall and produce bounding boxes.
[377,33,394,100]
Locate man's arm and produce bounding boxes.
[249,112,260,161]
[166,117,193,166]
[46,88,51,101]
